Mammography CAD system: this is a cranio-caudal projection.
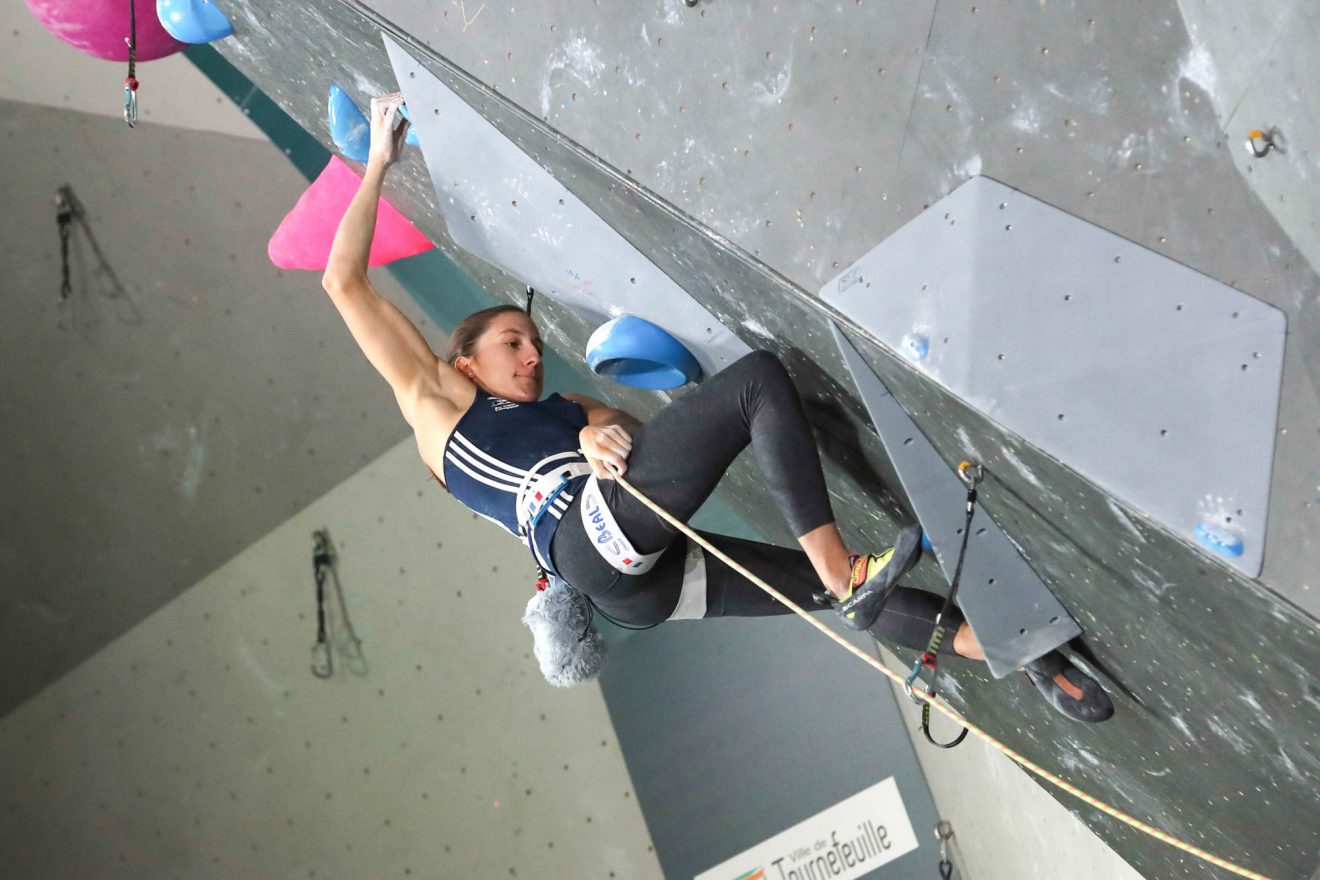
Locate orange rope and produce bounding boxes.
[609,468,1274,880]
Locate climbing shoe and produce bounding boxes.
[833,525,924,631]
[1023,649,1114,723]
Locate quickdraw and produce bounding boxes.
[124,0,139,127]
[312,530,334,678]
[56,186,74,300]
[935,821,955,880]
[903,460,981,749]
[310,529,367,679]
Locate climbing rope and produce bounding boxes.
[605,463,1275,880]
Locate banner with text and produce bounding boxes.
[695,777,918,880]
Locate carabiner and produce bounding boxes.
[904,653,937,705]
[956,460,982,490]
[1245,129,1277,159]
[123,77,139,128]
[935,821,954,879]
[311,640,332,678]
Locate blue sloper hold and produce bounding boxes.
[156,0,234,44]
[397,102,421,148]
[329,86,421,162]
[586,315,703,390]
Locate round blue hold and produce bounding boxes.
[586,315,703,390]
[1194,520,1244,558]
[901,333,929,362]
[157,0,234,44]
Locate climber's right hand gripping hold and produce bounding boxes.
[368,92,410,168]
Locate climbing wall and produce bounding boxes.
[199,1,1320,878]
[4,0,1318,878]
[0,438,662,878]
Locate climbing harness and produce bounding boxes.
[902,460,980,749]
[124,0,140,127]
[310,529,367,679]
[515,455,664,579]
[1245,128,1280,159]
[935,821,954,880]
[601,461,1276,880]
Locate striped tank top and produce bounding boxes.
[441,388,589,577]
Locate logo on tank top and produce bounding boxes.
[489,396,520,413]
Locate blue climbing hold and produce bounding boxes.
[330,86,419,162]
[586,315,703,390]
[1195,520,1244,558]
[901,333,929,362]
[396,102,421,148]
[156,0,233,44]
[328,84,371,163]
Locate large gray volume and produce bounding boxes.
[821,176,1286,578]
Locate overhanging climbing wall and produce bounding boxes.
[206,1,1320,878]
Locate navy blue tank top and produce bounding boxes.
[441,388,589,577]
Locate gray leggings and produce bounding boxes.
[549,351,964,650]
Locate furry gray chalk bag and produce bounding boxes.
[522,575,607,687]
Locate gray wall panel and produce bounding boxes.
[600,615,948,880]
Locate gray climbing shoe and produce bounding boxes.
[1023,649,1114,723]
[834,525,924,631]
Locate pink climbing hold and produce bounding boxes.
[267,156,434,271]
[24,0,186,61]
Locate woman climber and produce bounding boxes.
[320,93,1112,723]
